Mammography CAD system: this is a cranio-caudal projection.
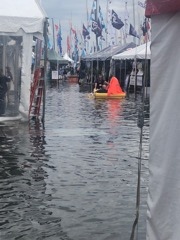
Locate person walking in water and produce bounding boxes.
[5,66,13,103]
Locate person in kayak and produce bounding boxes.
[94,73,109,93]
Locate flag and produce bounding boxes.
[92,18,102,37]
[82,24,90,39]
[111,10,124,30]
[71,27,76,35]
[54,24,58,31]
[138,0,146,8]
[99,6,106,29]
[81,48,86,57]
[67,35,71,53]
[141,19,147,36]
[47,35,52,49]
[141,18,151,42]
[129,24,140,38]
[57,24,62,56]
[71,29,79,64]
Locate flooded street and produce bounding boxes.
[0,82,149,240]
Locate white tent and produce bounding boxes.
[112,42,151,60]
[145,1,180,240]
[63,52,74,63]
[0,0,46,120]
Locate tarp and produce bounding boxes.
[82,42,136,61]
[0,0,46,120]
[146,12,180,240]
[107,76,123,95]
[112,42,151,60]
[146,0,180,17]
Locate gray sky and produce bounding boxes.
[41,0,145,53]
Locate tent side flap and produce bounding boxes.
[146,11,180,240]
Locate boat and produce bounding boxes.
[93,92,126,99]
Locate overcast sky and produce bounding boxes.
[41,0,145,53]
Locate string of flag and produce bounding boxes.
[48,0,149,58]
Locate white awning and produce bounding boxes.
[112,42,151,60]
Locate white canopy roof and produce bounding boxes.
[0,0,46,34]
[63,52,74,63]
[112,42,151,60]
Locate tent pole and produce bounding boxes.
[91,61,93,92]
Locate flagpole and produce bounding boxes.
[124,1,128,44]
[106,0,108,47]
[86,0,88,54]
[95,0,99,52]
[52,18,55,50]
[132,0,136,44]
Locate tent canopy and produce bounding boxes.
[0,0,46,34]
[63,52,74,63]
[0,0,47,120]
[112,42,151,60]
[48,49,69,64]
[82,42,136,61]
[82,46,111,61]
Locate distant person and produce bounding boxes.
[0,69,10,114]
[78,68,86,85]
[31,48,35,74]
[5,66,13,103]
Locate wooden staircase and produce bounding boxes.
[29,68,44,119]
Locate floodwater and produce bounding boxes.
[0,82,149,240]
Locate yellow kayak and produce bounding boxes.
[93,92,126,99]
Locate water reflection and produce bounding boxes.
[0,83,149,240]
